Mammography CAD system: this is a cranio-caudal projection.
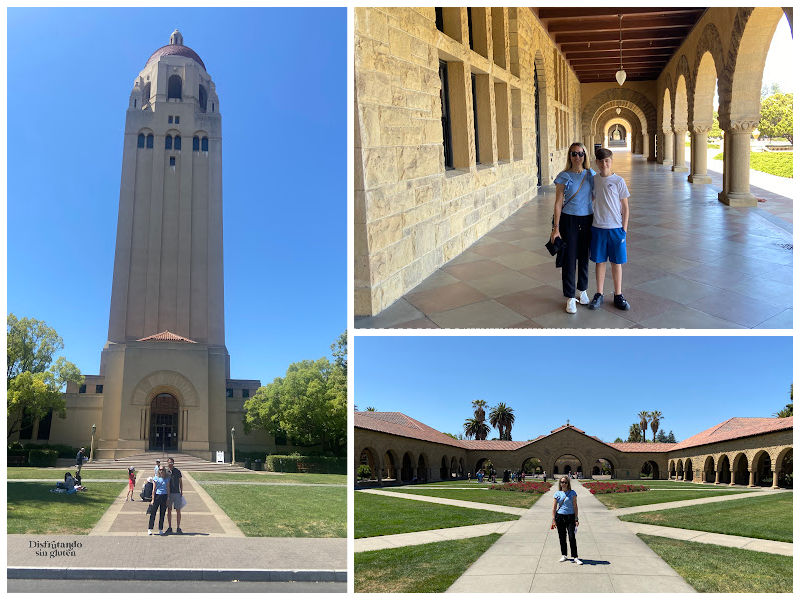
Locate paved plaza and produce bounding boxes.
[356,151,792,329]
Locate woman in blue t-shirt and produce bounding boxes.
[551,476,582,564]
[147,466,170,535]
[550,142,596,314]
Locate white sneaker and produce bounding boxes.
[147,530,153,535]
[574,558,583,565]
[559,555,569,562]
[566,298,577,314]
[578,290,590,305]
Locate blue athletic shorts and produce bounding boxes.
[590,227,627,264]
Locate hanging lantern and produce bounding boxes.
[615,14,626,86]
[616,107,621,115]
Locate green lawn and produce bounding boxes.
[8,468,128,480]
[190,471,345,485]
[397,487,544,508]
[593,487,751,509]
[199,483,345,537]
[621,493,792,542]
[638,535,792,593]
[610,479,735,489]
[713,151,792,177]
[8,482,124,534]
[400,480,492,488]
[355,492,518,538]
[355,535,501,593]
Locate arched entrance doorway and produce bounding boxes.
[641,460,660,480]
[149,393,179,452]
[554,454,584,477]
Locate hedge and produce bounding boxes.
[265,455,346,474]
[28,449,59,467]
[713,151,792,178]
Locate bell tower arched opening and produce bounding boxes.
[149,393,179,452]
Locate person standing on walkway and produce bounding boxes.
[125,467,136,502]
[165,457,183,535]
[550,142,596,314]
[75,447,86,476]
[153,459,161,477]
[552,476,582,565]
[147,466,170,535]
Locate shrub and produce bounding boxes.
[489,481,553,494]
[265,454,346,474]
[357,464,372,480]
[582,481,648,494]
[708,143,720,149]
[712,151,792,177]
[28,449,59,467]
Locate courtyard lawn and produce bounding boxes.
[189,471,345,485]
[355,492,518,538]
[593,487,751,509]
[8,468,129,480]
[8,482,123,534]
[355,534,501,593]
[397,487,544,508]
[610,479,736,489]
[621,492,792,542]
[713,151,792,177]
[199,483,345,537]
[638,534,792,593]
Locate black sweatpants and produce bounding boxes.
[148,494,168,530]
[559,213,593,298]
[555,513,578,558]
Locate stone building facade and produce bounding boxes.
[356,412,792,489]
[355,7,791,316]
[21,32,273,460]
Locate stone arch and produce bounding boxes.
[668,459,676,478]
[590,457,615,478]
[583,88,657,134]
[597,116,636,149]
[775,447,792,488]
[731,452,749,485]
[702,455,715,483]
[751,449,773,487]
[641,460,660,480]
[533,50,553,185]
[553,452,590,477]
[661,86,673,131]
[684,458,694,481]
[676,459,684,480]
[691,23,725,128]
[440,454,449,480]
[167,74,182,100]
[520,454,546,475]
[130,370,199,408]
[674,75,689,132]
[724,7,785,125]
[401,451,415,482]
[359,446,379,481]
[717,454,731,484]
[459,457,465,477]
[383,449,399,480]
[417,453,429,482]
[475,457,489,473]
[595,107,644,154]
[450,456,459,478]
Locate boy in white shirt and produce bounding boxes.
[588,148,630,310]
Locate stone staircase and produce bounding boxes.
[79,451,252,474]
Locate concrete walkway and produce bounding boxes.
[621,522,792,556]
[358,488,527,515]
[355,521,516,553]
[446,482,696,593]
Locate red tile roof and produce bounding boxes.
[671,417,792,451]
[355,412,465,449]
[607,442,677,452]
[137,330,197,343]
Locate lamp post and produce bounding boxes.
[231,427,236,465]
[90,424,96,463]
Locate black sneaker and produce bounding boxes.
[613,294,631,310]
[176,528,183,535]
[588,293,604,310]
[164,527,173,535]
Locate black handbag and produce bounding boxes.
[146,504,155,515]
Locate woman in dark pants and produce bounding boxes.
[551,476,582,564]
[147,466,170,535]
[550,142,595,314]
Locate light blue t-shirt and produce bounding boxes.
[153,476,169,495]
[554,169,595,216]
[554,489,577,515]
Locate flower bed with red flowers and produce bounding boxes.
[582,481,649,494]
[489,481,553,494]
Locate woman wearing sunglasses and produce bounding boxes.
[551,476,582,564]
[550,142,595,314]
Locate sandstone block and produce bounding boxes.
[362,147,398,189]
[368,214,404,253]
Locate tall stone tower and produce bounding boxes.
[96,31,230,458]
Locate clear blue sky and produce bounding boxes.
[355,336,793,443]
[7,8,345,383]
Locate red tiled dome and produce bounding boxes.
[145,44,205,71]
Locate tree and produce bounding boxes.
[463,418,489,440]
[522,457,542,473]
[656,429,668,443]
[365,406,376,411]
[444,432,464,440]
[638,411,650,442]
[665,430,676,443]
[472,399,487,422]
[774,384,793,418]
[709,111,723,139]
[613,437,623,443]
[243,333,346,455]
[650,410,663,442]
[489,403,515,440]
[7,314,83,440]
[758,93,793,143]
[761,81,782,100]
[627,423,642,443]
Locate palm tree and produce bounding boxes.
[472,399,487,422]
[650,410,663,442]
[366,406,376,411]
[489,403,516,440]
[638,411,650,443]
[464,418,490,440]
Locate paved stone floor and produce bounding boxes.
[356,150,792,329]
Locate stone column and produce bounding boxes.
[718,120,758,207]
[688,125,712,183]
[646,131,656,161]
[748,469,756,488]
[772,469,780,489]
[660,130,673,165]
[714,469,720,484]
[376,457,383,486]
[672,129,688,171]
[583,129,593,156]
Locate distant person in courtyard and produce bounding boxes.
[552,476,582,565]
[154,459,161,477]
[75,448,86,476]
[165,457,183,535]
[125,467,136,502]
[141,477,153,502]
[588,147,630,311]
[551,142,596,314]
[148,466,170,535]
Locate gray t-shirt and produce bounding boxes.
[592,173,630,229]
